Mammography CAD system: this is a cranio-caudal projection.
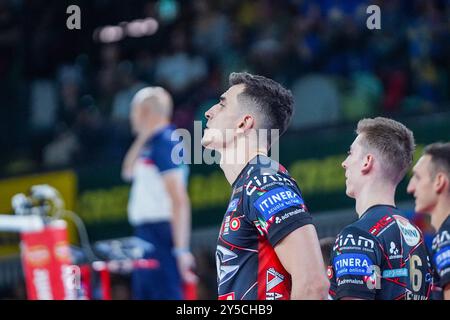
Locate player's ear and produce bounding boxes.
[236,115,255,134]
[361,154,374,175]
[435,172,449,194]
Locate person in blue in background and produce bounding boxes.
[122,86,195,299]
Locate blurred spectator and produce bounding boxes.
[97,44,122,116]
[111,61,147,123]
[57,64,83,126]
[192,0,231,59]
[290,74,341,128]
[154,28,208,97]
[342,71,383,120]
[0,0,19,82]
[0,0,449,174]
[382,69,408,113]
[43,124,80,168]
[29,79,58,131]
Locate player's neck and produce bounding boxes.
[150,120,170,135]
[355,182,396,218]
[141,120,169,139]
[219,145,268,185]
[430,196,450,231]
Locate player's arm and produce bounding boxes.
[443,285,450,300]
[163,169,196,282]
[162,169,192,251]
[247,176,329,300]
[274,224,329,299]
[121,133,150,181]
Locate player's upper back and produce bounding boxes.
[330,205,433,300]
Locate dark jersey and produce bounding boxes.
[216,155,312,300]
[328,205,433,300]
[431,215,450,299]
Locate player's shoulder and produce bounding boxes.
[440,216,450,234]
[243,160,299,200]
[433,216,450,251]
[333,207,401,250]
[336,222,378,246]
[152,124,177,145]
[355,205,406,238]
[332,223,379,266]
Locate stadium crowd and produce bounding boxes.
[0,0,449,175]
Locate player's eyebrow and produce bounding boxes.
[219,96,226,103]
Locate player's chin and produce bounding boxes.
[201,137,216,150]
[414,202,427,215]
[345,187,355,199]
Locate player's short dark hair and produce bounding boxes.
[229,72,294,143]
[423,142,450,179]
[356,117,415,184]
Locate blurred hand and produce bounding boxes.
[176,251,198,283]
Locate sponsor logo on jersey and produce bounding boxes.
[274,207,305,224]
[216,245,239,287]
[229,218,241,231]
[333,233,375,251]
[369,215,395,236]
[394,215,421,247]
[266,292,283,300]
[388,241,402,259]
[434,246,450,271]
[337,278,364,286]
[246,174,295,196]
[327,266,334,279]
[333,253,373,277]
[432,230,450,251]
[382,268,408,278]
[227,199,239,212]
[253,187,304,221]
[222,215,231,235]
[266,268,284,300]
[266,268,284,291]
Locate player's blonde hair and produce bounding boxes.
[356,117,415,184]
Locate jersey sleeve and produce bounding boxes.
[433,222,450,289]
[150,137,180,174]
[245,173,312,247]
[435,245,450,289]
[329,226,381,300]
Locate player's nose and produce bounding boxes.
[205,107,213,120]
[406,180,415,194]
[205,110,211,120]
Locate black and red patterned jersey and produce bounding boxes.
[216,155,312,300]
[431,215,450,299]
[328,205,434,300]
